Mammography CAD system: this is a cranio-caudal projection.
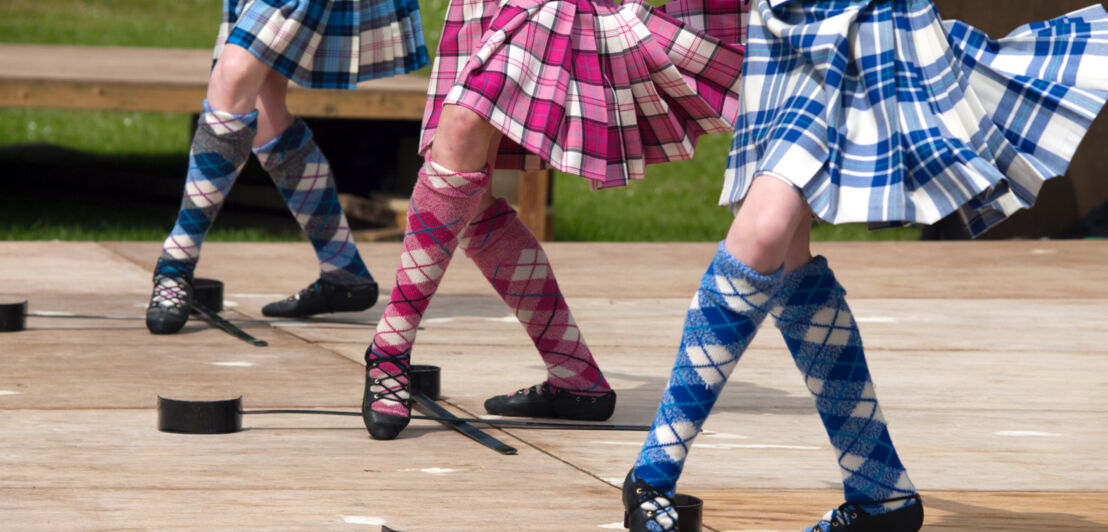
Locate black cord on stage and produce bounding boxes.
[240,408,650,431]
[25,312,378,326]
[244,409,360,416]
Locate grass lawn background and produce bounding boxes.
[0,0,920,242]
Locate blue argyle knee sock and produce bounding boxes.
[632,242,783,495]
[156,101,258,278]
[774,257,917,515]
[253,119,373,286]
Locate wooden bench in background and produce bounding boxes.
[0,43,553,241]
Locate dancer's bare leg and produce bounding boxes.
[724,176,813,273]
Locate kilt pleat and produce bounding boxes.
[421,0,747,189]
[723,0,1108,236]
[215,0,429,89]
[657,0,749,46]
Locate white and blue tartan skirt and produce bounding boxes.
[214,0,429,90]
[722,0,1108,236]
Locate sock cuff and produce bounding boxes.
[710,241,784,291]
[252,119,313,168]
[427,160,453,175]
[200,100,258,137]
[773,255,848,326]
[780,255,831,289]
[418,158,491,198]
[153,257,196,280]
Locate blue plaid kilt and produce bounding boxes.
[723,0,1108,236]
[214,0,429,89]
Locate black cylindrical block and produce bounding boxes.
[192,278,224,312]
[410,364,441,400]
[674,493,703,532]
[0,301,27,332]
[157,396,242,434]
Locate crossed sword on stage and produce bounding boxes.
[29,296,649,454]
[192,300,651,454]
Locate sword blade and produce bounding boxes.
[192,302,268,347]
[411,393,517,455]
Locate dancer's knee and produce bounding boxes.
[207,46,270,113]
[431,105,497,171]
[726,176,810,272]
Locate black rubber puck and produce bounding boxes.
[192,278,224,312]
[674,493,703,532]
[0,301,27,332]
[410,364,441,400]
[157,396,242,434]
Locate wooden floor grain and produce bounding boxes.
[1,241,1105,531]
[699,490,1108,531]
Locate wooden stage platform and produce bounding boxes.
[1,240,1105,531]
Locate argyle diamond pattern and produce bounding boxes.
[374,204,463,355]
[255,120,371,284]
[367,157,489,370]
[460,198,609,393]
[367,160,491,419]
[633,243,782,492]
[774,257,916,504]
[156,104,257,274]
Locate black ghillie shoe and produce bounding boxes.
[146,274,193,335]
[622,470,677,532]
[261,278,378,318]
[361,349,411,441]
[484,382,616,421]
[804,494,923,532]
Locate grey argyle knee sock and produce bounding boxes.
[254,119,373,285]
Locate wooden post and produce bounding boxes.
[517,169,553,241]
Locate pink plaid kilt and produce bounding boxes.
[658,0,748,46]
[420,0,748,189]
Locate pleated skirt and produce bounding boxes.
[421,0,748,189]
[215,0,429,89]
[723,0,1108,236]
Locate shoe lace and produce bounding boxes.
[818,494,919,530]
[366,347,412,409]
[823,503,859,528]
[151,276,187,307]
[628,474,677,531]
[287,280,326,302]
[510,383,549,398]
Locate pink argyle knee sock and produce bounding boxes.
[460,198,611,395]
[366,159,491,418]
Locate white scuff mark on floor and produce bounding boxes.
[423,317,455,324]
[209,361,254,367]
[601,476,625,486]
[702,432,749,439]
[856,316,897,323]
[421,467,455,475]
[996,430,1062,438]
[488,315,519,323]
[599,522,626,529]
[31,310,74,317]
[399,467,456,475]
[1030,249,1057,255]
[340,515,385,526]
[270,321,310,328]
[222,300,239,308]
[0,390,21,396]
